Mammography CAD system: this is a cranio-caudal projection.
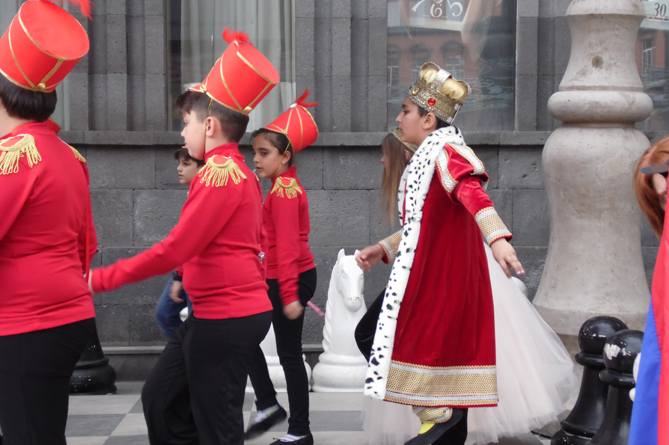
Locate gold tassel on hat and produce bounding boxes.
[271,177,303,199]
[198,155,247,187]
[0,134,41,175]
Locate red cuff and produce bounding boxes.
[281,292,299,306]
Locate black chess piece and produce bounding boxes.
[70,323,116,394]
[551,316,628,445]
[588,329,643,445]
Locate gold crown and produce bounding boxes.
[391,128,417,153]
[408,62,469,125]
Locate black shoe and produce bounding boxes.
[404,409,464,445]
[244,406,288,440]
[269,433,314,445]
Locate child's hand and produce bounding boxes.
[88,269,94,293]
[170,280,184,303]
[490,239,525,278]
[356,244,384,272]
[283,301,304,320]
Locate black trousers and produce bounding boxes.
[434,409,468,445]
[142,311,272,445]
[0,318,95,445]
[247,267,317,436]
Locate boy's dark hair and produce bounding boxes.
[250,128,294,167]
[173,147,205,167]
[417,106,449,130]
[0,75,57,122]
[175,90,249,142]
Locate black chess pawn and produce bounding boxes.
[588,329,643,445]
[551,316,628,445]
[70,323,116,394]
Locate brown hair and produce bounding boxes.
[380,133,413,225]
[175,90,249,142]
[173,148,205,167]
[635,137,669,238]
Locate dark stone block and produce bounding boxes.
[133,190,187,245]
[308,190,370,246]
[91,190,134,247]
[95,304,131,345]
[87,147,155,189]
[323,147,383,190]
[499,147,544,189]
[512,189,550,246]
[512,246,548,301]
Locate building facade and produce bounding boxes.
[5,0,666,355]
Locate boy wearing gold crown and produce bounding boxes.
[89,30,279,444]
[356,63,524,445]
[0,1,97,444]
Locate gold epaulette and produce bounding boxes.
[0,134,41,175]
[68,145,86,163]
[270,176,303,199]
[198,155,247,187]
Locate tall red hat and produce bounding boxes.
[0,1,91,93]
[264,89,319,153]
[190,29,280,116]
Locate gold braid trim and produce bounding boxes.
[198,155,247,187]
[69,145,86,163]
[475,207,512,245]
[0,134,40,175]
[271,177,303,199]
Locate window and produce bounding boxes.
[637,2,669,131]
[387,0,517,132]
[167,0,296,132]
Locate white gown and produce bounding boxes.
[362,242,577,445]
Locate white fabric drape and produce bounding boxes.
[180,1,295,131]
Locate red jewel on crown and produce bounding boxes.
[427,97,436,106]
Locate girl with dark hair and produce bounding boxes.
[245,90,319,445]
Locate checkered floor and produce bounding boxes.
[62,382,551,445]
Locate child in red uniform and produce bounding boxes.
[245,90,319,445]
[89,30,280,445]
[0,2,96,444]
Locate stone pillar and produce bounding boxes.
[533,0,653,344]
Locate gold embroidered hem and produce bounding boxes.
[384,360,498,407]
[475,207,512,245]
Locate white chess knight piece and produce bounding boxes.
[312,248,368,392]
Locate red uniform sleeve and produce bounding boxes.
[436,146,512,245]
[453,177,512,245]
[91,178,244,293]
[0,169,37,242]
[77,162,98,273]
[270,192,301,306]
[257,179,268,279]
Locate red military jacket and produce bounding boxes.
[92,143,271,319]
[264,165,315,305]
[0,121,97,336]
